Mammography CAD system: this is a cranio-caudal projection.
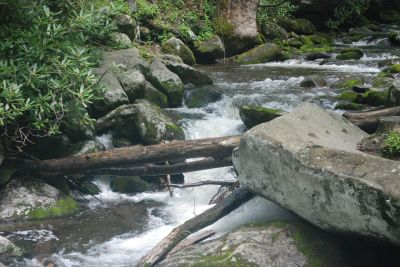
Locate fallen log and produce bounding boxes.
[84,157,233,177]
[168,180,237,189]
[137,187,253,267]
[9,136,240,175]
[344,106,400,133]
[167,230,216,256]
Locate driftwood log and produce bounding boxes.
[137,187,254,267]
[9,136,240,177]
[344,107,400,133]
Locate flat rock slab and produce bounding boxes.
[233,103,400,244]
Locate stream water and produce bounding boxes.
[4,32,400,266]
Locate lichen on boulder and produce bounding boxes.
[162,37,196,66]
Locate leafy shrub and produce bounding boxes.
[381,132,400,157]
[257,0,297,27]
[0,0,129,149]
[327,0,370,30]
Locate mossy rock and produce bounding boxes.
[79,181,101,195]
[28,196,79,220]
[362,88,389,106]
[341,48,364,57]
[331,77,364,89]
[382,64,400,74]
[380,9,400,23]
[337,91,363,103]
[336,52,362,60]
[143,81,168,108]
[372,77,395,88]
[185,87,223,108]
[162,37,196,66]
[110,176,151,194]
[334,101,365,111]
[193,35,225,63]
[239,105,284,129]
[277,18,316,35]
[389,31,400,46]
[236,43,287,65]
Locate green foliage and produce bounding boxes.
[0,0,129,148]
[381,132,400,157]
[327,0,370,30]
[257,0,297,27]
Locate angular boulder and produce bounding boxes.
[162,60,212,85]
[236,43,286,65]
[132,100,185,145]
[91,68,129,118]
[143,81,168,108]
[233,103,400,245]
[193,35,225,63]
[115,14,136,39]
[239,105,285,129]
[185,87,223,108]
[149,60,185,107]
[159,221,351,267]
[117,69,146,102]
[101,48,148,74]
[162,37,196,66]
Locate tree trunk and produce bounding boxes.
[344,107,400,133]
[10,136,241,175]
[137,187,254,266]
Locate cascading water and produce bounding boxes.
[7,36,400,267]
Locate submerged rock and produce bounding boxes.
[305,52,331,61]
[110,176,151,194]
[193,35,225,63]
[149,59,185,108]
[239,105,285,129]
[162,37,196,66]
[0,235,23,257]
[233,103,400,245]
[300,75,327,88]
[236,43,286,64]
[162,60,212,85]
[184,87,223,108]
[0,179,79,221]
[159,221,349,267]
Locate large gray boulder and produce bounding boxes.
[0,179,79,221]
[101,48,148,74]
[236,43,286,64]
[117,69,146,102]
[149,60,185,108]
[91,68,129,118]
[159,221,350,267]
[193,35,225,63]
[233,103,400,245]
[0,235,23,257]
[143,81,168,108]
[162,37,196,66]
[162,60,212,85]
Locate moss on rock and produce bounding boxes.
[362,89,389,106]
[337,91,363,102]
[110,176,151,194]
[239,105,284,129]
[336,52,362,60]
[236,43,287,64]
[28,196,79,220]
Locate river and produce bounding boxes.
[5,33,400,266]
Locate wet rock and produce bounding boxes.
[213,0,259,56]
[348,26,375,37]
[159,221,349,267]
[132,100,185,145]
[143,81,168,108]
[389,31,400,46]
[236,43,286,65]
[95,104,140,143]
[336,52,362,60]
[380,9,400,23]
[101,48,148,75]
[110,176,151,194]
[277,18,316,35]
[372,76,395,88]
[362,88,389,106]
[389,80,400,106]
[112,32,131,48]
[78,180,101,195]
[305,52,331,61]
[334,101,365,111]
[162,60,212,85]
[112,138,134,148]
[62,102,95,143]
[331,76,365,89]
[239,105,285,129]
[115,14,136,39]
[233,103,400,245]
[193,35,225,63]
[378,58,400,68]
[162,37,196,66]
[0,235,23,257]
[261,22,288,40]
[300,75,327,88]
[0,179,79,221]
[149,59,184,107]
[184,87,223,108]
[90,68,129,118]
[117,69,146,102]
[382,64,400,74]
[337,91,363,103]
